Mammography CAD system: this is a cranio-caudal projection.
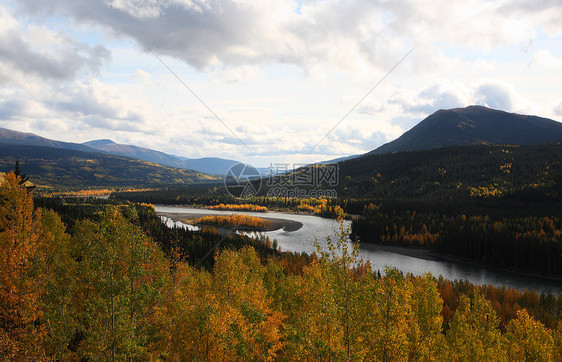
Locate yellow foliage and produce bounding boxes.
[209,203,268,212]
[197,214,272,229]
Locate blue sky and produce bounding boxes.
[1,0,561,167]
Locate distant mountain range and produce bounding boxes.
[0,127,95,152]
[82,139,245,175]
[369,105,562,155]
[0,144,218,188]
[1,105,561,188]
[0,127,254,176]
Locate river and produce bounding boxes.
[155,205,562,295]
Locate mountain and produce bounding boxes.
[316,154,359,164]
[0,127,97,153]
[84,139,243,175]
[335,142,562,208]
[0,126,263,176]
[83,139,188,168]
[0,144,219,188]
[370,105,562,154]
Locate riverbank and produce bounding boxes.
[359,241,562,283]
[359,242,440,262]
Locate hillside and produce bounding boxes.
[0,127,245,176]
[370,106,562,154]
[83,139,188,168]
[337,142,561,211]
[0,127,96,152]
[0,144,219,188]
[84,139,241,175]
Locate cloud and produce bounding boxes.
[473,81,518,112]
[13,0,562,83]
[384,80,531,117]
[393,83,468,115]
[212,66,264,83]
[131,69,153,85]
[0,99,26,120]
[3,0,562,166]
[13,0,410,75]
[499,0,562,34]
[529,50,562,69]
[0,6,110,81]
[554,101,562,117]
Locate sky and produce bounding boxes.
[0,0,561,167]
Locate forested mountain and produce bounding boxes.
[0,127,247,176]
[336,143,562,276]
[0,144,219,187]
[0,127,96,152]
[83,139,188,168]
[337,143,561,208]
[370,106,562,154]
[84,139,243,175]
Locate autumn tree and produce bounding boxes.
[408,273,445,359]
[0,172,47,359]
[66,208,170,360]
[37,209,76,360]
[446,293,506,360]
[505,309,555,360]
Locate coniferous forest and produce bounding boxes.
[2,172,561,360]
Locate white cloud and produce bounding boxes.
[0,5,109,82]
[529,50,562,69]
[554,101,562,117]
[1,0,561,166]
[473,81,529,113]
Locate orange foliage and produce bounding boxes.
[197,214,272,229]
[209,203,268,212]
[0,173,45,359]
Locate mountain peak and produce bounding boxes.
[83,139,117,146]
[370,105,562,155]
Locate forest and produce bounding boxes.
[110,143,562,278]
[1,171,561,360]
[352,204,562,276]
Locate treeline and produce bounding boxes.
[2,172,561,359]
[352,205,562,276]
[436,277,562,331]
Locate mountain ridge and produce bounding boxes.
[369,105,562,155]
[83,139,244,175]
[0,127,98,153]
[0,126,246,176]
[0,144,219,187]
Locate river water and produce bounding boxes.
[155,205,561,295]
